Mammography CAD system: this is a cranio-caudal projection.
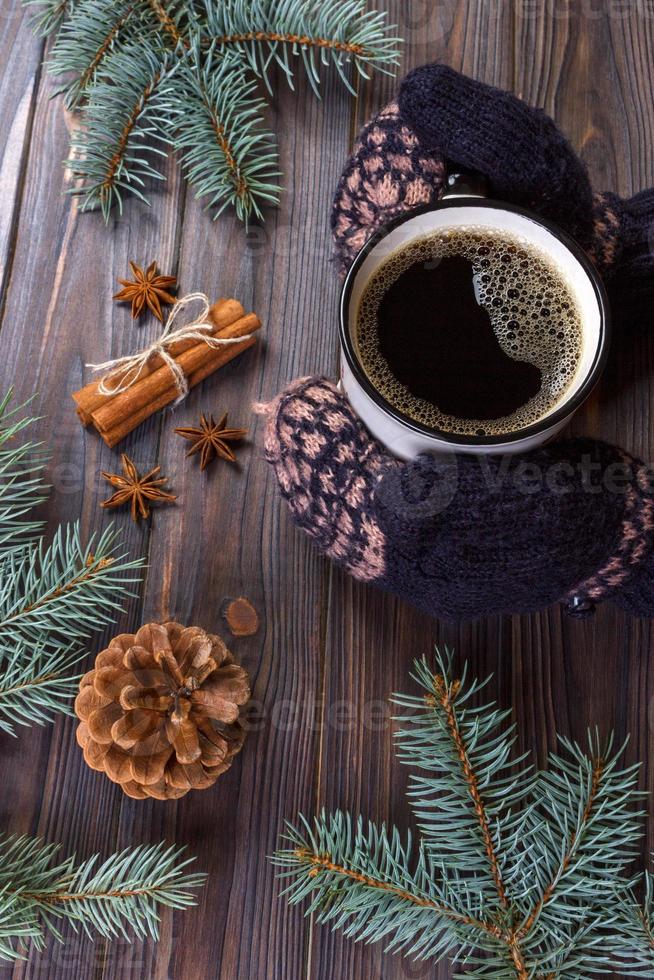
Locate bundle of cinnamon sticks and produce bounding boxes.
[73,297,260,448]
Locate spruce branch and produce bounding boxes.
[146,0,187,46]
[48,0,148,109]
[0,642,83,735]
[170,41,280,221]
[22,0,401,222]
[0,393,203,960]
[67,39,173,220]
[393,653,533,916]
[0,389,48,556]
[613,872,654,975]
[23,0,75,36]
[204,0,402,96]
[511,732,643,945]
[275,651,654,978]
[0,837,205,962]
[0,390,143,733]
[0,524,142,656]
[274,812,471,961]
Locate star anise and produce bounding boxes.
[101,454,177,522]
[113,260,177,321]
[175,412,248,471]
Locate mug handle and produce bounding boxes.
[442,170,490,199]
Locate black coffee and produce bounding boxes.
[355,228,583,437]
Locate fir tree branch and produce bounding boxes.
[613,873,654,975]
[48,0,144,109]
[0,837,205,961]
[393,653,531,911]
[433,671,508,909]
[0,524,142,655]
[0,523,143,731]
[0,389,48,556]
[275,811,487,961]
[67,40,172,220]
[204,0,401,96]
[515,755,605,942]
[169,42,280,221]
[291,850,501,938]
[511,733,643,947]
[23,0,75,37]
[0,896,43,963]
[147,0,185,46]
[276,652,654,978]
[0,642,82,735]
[24,0,401,222]
[0,391,143,732]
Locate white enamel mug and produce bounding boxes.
[339,178,610,459]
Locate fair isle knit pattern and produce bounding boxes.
[567,455,654,603]
[261,378,654,620]
[331,102,446,277]
[259,377,391,582]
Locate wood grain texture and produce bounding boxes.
[0,1,653,978]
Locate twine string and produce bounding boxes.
[87,292,252,402]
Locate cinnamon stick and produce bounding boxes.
[73,298,245,424]
[97,317,260,447]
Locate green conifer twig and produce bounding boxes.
[23,0,402,223]
[0,837,205,962]
[274,650,654,978]
[0,390,143,733]
[0,394,204,960]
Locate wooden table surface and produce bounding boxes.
[1,2,653,977]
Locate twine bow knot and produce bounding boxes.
[88,292,252,403]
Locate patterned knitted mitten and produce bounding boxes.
[261,378,654,621]
[331,102,446,277]
[265,64,654,621]
[332,63,654,313]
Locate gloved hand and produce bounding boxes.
[260,377,654,622]
[265,64,654,622]
[332,63,654,319]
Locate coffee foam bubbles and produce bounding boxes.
[355,227,584,437]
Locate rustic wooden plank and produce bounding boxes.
[0,33,184,978]
[118,65,358,980]
[1,3,653,979]
[510,3,654,726]
[309,4,515,979]
[510,14,654,980]
[0,0,44,304]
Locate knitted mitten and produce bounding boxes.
[261,377,654,621]
[265,64,654,621]
[399,64,596,251]
[332,63,654,310]
[331,102,446,277]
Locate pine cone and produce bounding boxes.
[75,622,250,800]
